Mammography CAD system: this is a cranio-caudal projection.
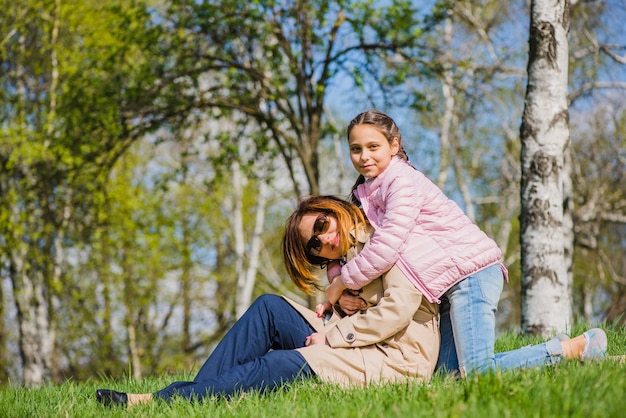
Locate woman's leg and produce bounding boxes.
[446,264,503,376]
[153,294,316,402]
[435,295,459,374]
[100,295,316,406]
[155,350,313,402]
[193,294,315,380]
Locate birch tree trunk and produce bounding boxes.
[2,6,61,385]
[562,148,575,316]
[236,179,267,319]
[5,179,60,387]
[9,247,52,387]
[436,13,454,189]
[519,0,573,336]
[0,263,6,381]
[230,161,269,319]
[122,254,142,380]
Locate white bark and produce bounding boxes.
[231,161,269,319]
[438,12,475,221]
[520,0,573,336]
[126,321,142,379]
[11,259,51,388]
[5,3,62,385]
[437,13,454,189]
[562,148,575,315]
[236,180,267,318]
[8,187,56,387]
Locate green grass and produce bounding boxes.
[2,324,625,418]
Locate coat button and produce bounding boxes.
[347,333,355,341]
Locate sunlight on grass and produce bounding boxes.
[1,323,625,418]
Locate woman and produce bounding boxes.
[96,195,440,407]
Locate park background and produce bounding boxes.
[1,0,625,389]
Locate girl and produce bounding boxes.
[323,109,606,376]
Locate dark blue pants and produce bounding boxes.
[154,295,316,401]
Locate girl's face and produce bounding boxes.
[298,212,343,260]
[348,124,399,179]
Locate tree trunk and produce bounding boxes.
[237,180,267,318]
[231,161,269,319]
[436,12,454,189]
[562,148,575,318]
[3,167,58,388]
[231,161,246,317]
[10,250,54,388]
[121,249,142,379]
[0,269,6,382]
[519,0,573,337]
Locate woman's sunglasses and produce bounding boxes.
[305,212,330,256]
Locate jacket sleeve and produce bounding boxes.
[325,265,423,347]
[341,173,424,290]
[326,260,342,283]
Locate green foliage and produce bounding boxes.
[1,325,626,417]
[1,0,625,388]
[156,0,441,195]
[0,0,216,385]
[569,103,626,322]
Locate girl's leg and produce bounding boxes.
[155,350,313,402]
[447,266,600,374]
[494,328,607,369]
[446,264,503,376]
[493,336,564,369]
[193,294,315,380]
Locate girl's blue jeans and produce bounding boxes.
[436,264,564,376]
[154,294,315,401]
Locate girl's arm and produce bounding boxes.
[340,174,425,290]
[325,277,346,304]
[326,260,342,282]
[317,259,345,311]
[325,264,423,347]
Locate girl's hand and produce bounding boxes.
[337,290,367,315]
[305,332,328,346]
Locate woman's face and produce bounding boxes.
[298,212,344,260]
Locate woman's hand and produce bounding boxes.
[337,290,367,315]
[305,332,328,346]
[315,300,333,318]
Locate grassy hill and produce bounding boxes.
[2,323,625,418]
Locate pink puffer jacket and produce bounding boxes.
[341,157,504,303]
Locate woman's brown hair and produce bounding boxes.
[347,109,410,205]
[282,195,368,295]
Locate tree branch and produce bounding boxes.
[569,81,626,105]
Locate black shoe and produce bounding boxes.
[96,389,128,406]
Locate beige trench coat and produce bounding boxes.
[287,230,440,388]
